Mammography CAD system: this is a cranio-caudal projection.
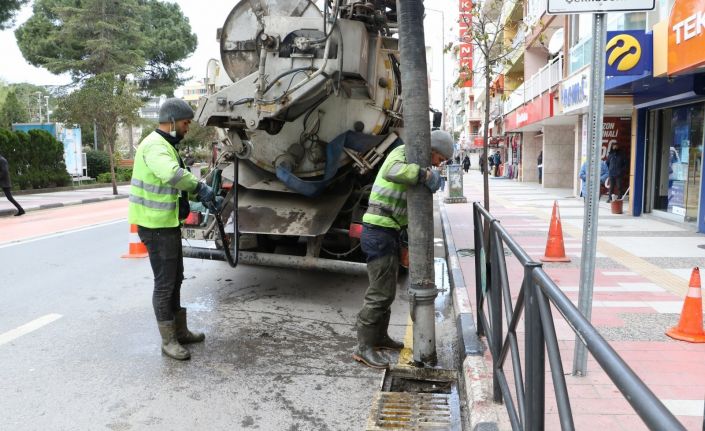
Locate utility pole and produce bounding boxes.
[426,7,446,124]
[398,0,437,366]
[35,92,43,123]
[45,96,50,123]
[573,12,607,376]
[93,120,99,151]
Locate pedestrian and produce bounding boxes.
[579,159,609,200]
[353,130,453,368]
[479,153,486,175]
[537,150,543,184]
[0,154,24,216]
[493,151,502,177]
[128,98,216,361]
[606,144,627,202]
[462,155,471,173]
[454,155,461,165]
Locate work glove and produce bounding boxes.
[423,168,442,193]
[196,183,216,210]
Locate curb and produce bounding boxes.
[439,200,509,430]
[0,194,129,217]
[12,181,131,196]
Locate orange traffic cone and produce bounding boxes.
[121,224,148,259]
[541,201,570,263]
[666,267,705,343]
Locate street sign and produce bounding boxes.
[547,0,655,14]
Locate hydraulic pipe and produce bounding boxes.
[398,0,437,366]
[181,247,367,276]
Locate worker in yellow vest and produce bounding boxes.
[353,130,453,368]
[128,98,216,360]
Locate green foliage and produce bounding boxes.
[180,122,218,154]
[15,0,196,94]
[0,0,29,30]
[96,172,113,183]
[16,0,146,79]
[0,91,29,128]
[0,82,52,123]
[138,1,198,95]
[0,128,70,189]
[116,167,133,181]
[85,149,111,178]
[55,74,142,150]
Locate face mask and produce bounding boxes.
[169,120,177,138]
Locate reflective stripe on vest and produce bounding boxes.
[363,147,409,230]
[128,132,182,228]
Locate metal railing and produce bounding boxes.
[472,202,685,431]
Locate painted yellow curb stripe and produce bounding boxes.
[396,316,414,367]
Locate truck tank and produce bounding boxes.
[182,0,402,274]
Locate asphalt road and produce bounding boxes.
[0,203,411,430]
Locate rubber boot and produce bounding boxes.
[376,311,404,350]
[157,320,190,360]
[175,308,205,344]
[352,325,389,369]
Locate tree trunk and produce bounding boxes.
[397,0,437,366]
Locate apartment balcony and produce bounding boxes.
[503,54,563,114]
[569,37,592,75]
[468,108,483,121]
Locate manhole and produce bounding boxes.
[366,367,461,430]
[457,248,512,257]
[697,245,705,250]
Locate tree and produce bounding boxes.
[0,91,29,128]
[15,0,196,94]
[458,0,528,211]
[0,0,29,30]
[16,0,197,194]
[55,74,142,194]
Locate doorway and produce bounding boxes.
[645,102,705,224]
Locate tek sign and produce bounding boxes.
[669,0,705,75]
[547,0,655,14]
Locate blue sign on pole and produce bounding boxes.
[605,31,652,76]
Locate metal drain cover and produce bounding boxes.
[366,367,461,430]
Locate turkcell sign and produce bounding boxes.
[547,0,655,14]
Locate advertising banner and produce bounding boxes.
[605,31,653,76]
[668,0,705,75]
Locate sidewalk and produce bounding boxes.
[0,185,130,217]
[443,170,705,430]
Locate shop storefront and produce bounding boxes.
[644,101,705,223]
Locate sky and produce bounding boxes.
[0,0,456,99]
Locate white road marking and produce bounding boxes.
[0,314,63,346]
[602,271,637,276]
[661,399,705,416]
[0,218,126,249]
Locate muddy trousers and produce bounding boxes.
[2,187,23,212]
[138,226,184,322]
[357,226,400,329]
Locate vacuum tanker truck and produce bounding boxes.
[182,0,412,274]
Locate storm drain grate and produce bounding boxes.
[367,392,453,430]
[367,367,461,430]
